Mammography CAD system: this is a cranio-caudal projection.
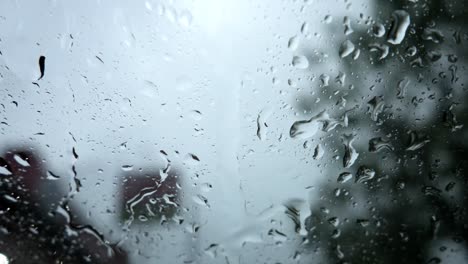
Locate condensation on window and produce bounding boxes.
[0,0,467,263]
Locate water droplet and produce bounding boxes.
[267,229,288,242]
[335,71,346,87]
[0,158,12,175]
[328,217,340,227]
[406,131,430,151]
[290,111,347,139]
[337,172,353,183]
[257,108,272,140]
[443,107,464,131]
[352,48,361,60]
[37,55,46,80]
[410,57,424,67]
[372,23,386,37]
[324,15,333,24]
[422,28,444,43]
[292,55,309,69]
[301,22,309,34]
[334,188,341,197]
[445,182,456,192]
[387,10,410,45]
[422,186,442,197]
[356,219,370,227]
[313,144,324,160]
[2,194,17,203]
[193,194,210,208]
[138,215,149,222]
[343,16,353,35]
[367,96,385,122]
[204,244,219,258]
[320,74,330,86]
[46,170,61,180]
[341,134,358,168]
[284,199,310,236]
[369,43,390,60]
[288,36,299,51]
[448,54,458,63]
[427,51,442,62]
[397,78,410,99]
[355,166,376,184]
[201,183,213,192]
[13,153,30,167]
[185,153,200,165]
[121,165,134,171]
[328,228,340,238]
[406,46,417,56]
[290,112,326,139]
[339,40,355,58]
[336,244,345,259]
[368,137,393,152]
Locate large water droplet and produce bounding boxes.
[339,40,355,58]
[320,74,330,86]
[406,131,430,151]
[387,10,410,45]
[288,36,299,51]
[343,16,353,35]
[367,96,385,122]
[313,144,324,160]
[290,111,327,139]
[422,28,444,43]
[341,134,359,168]
[396,78,410,99]
[290,110,347,139]
[0,158,12,176]
[369,43,390,60]
[337,172,352,183]
[355,166,376,184]
[13,154,30,167]
[368,137,393,152]
[372,23,386,37]
[284,199,310,236]
[292,56,309,69]
[121,165,134,171]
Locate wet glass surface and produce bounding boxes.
[1,0,468,263]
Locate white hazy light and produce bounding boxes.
[0,253,8,264]
[192,0,245,34]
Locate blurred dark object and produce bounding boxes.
[0,146,128,264]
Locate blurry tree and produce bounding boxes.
[300,0,468,263]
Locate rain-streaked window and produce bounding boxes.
[1,0,467,263]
